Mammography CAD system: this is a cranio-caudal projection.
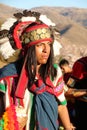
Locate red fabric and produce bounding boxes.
[27,38,53,48]
[13,21,33,49]
[64,72,72,84]
[29,76,63,97]
[15,58,28,99]
[25,24,49,32]
[72,57,87,79]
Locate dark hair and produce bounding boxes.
[26,43,57,88]
[59,59,69,67]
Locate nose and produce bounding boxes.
[42,43,49,52]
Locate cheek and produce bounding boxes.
[36,47,42,56]
[48,47,51,54]
[35,45,51,64]
[35,47,42,61]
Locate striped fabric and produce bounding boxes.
[0,63,67,130]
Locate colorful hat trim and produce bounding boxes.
[13,21,33,49]
[21,24,53,47]
[13,21,53,49]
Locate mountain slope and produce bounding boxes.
[0,4,87,64]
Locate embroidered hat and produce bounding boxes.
[13,21,53,49]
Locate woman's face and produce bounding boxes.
[35,41,52,65]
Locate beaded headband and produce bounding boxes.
[21,24,53,47]
[13,21,53,49]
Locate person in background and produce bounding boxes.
[59,59,72,74]
[59,58,87,130]
[71,56,87,130]
[59,58,87,97]
[0,10,74,130]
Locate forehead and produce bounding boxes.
[37,41,52,44]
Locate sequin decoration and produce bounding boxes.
[21,28,52,44]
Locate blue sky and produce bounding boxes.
[0,0,87,9]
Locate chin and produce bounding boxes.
[41,60,48,64]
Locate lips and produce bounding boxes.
[42,55,49,59]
